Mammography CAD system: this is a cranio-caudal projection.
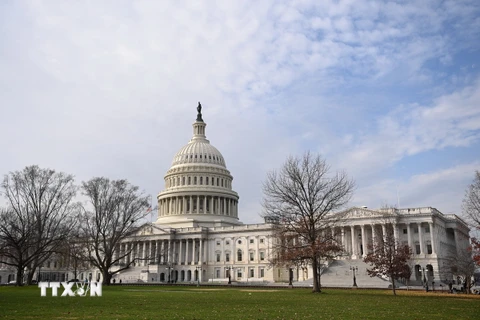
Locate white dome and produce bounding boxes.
[171,140,226,168]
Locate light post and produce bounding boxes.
[350,266,358,287]
[422,267,428,292]
[196,266,202,287]
[166,266,172,284]
[227,266,232,285]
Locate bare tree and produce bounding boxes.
[81,177,150,285]
[462,171,480,229]
[445,246,477,294]
[262,152,355,293]
[0,166,78,285]
[363,208,412,295]
[472,238,480,267]
[57,237,91,281]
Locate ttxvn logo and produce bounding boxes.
[38,282,102,297]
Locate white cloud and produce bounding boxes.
[0,1,479,223]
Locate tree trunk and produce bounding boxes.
[102,270,112,285]
[391,277,396,296]
[16,267,24,286]
[27,269,36,285]
[311,258,321,293]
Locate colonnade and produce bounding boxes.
[116,238,205,267]
[337,221,437,258]
[158,195,238,217]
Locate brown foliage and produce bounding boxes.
[363,223,412,296]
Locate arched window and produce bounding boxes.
[188,177,191,185]
[237,249,243,262]
[200,177,203,185]
[194,177,197,185]
[182,177,185,185]
[206,177,209,185]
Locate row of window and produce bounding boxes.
[214,267,265,279]
[216,238,265,246]
[215,250,266,262]
[180,153,222,162]
[167,175,231,188]
[402,226,431,234]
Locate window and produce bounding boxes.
[194,177,197,185]
[260,238,264,244]
[425,226,430,233]
[260,251,265,261]
[249,251,254,261]
[415,244,421,254]
[216,253,220,262]
[216,241,220,246]
[217,178,219,186]
[427,244,432,254]
[237,269,242,278]
[182,177,185,185]
[414,227,419,234]
[215,269,220,278]
[237,249,243,261]
[260,268,265,278]
[403,229,407,234]
[226,253,230,262]
[249,268,254,278]
[226,241,230,245]
[188,177,191,185]
[200,177,203,185]
[206,177,209,185]
[238,240,242,245]
[249,239,254,244]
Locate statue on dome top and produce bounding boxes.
[196,102,203,121]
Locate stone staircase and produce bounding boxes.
[296,259,393,288]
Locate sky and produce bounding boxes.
[1,0,479,225]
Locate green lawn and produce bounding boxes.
[0,285,479,319]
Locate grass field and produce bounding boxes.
[0,285,479,319]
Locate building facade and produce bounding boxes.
[0,106,471,286]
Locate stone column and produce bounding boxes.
[183,197,186,214]
[429,222,435,255]
[179,240,183,264]
[417,223,423,255]
[381,224,387,244]
[190,196,193,213]
[196,197,200,214]
[341,227,345,250]
[393,224,398,247]
[407,223,412,249]
[167,240,172,263]
[361,225,366,257]
[203,196,207,214]
[142,242,146,266]
[350,226,355,257]
[192,239,197,265]
[185,239,189,265]
[199,238,203,264]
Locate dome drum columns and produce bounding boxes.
[158,195,238,218]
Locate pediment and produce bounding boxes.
[342,207,383,218]
[132,223,175,236]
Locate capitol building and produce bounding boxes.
[107,106,471,287]
[0,105,471,287]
